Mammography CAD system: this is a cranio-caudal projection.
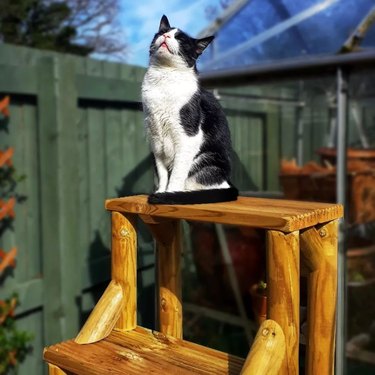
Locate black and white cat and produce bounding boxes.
[142,15,238,204]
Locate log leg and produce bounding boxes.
[111,212,137,331]
[240,319,286,375]
[48,364,72,375]
[143,218,182,338]
[267,230,299,375]
[75,212,137,343]
[74,280,123,344]
[300,220,338,375]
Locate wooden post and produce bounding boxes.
[300,220,338,375]
[38,56,81,344]
[48,364,72,375]
[74,280,123,344]
[241,319,286,375]
[111,211,137,331]
[267,230,299,375]
[143,217,182,339]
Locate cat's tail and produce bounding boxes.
[148,186,238,205]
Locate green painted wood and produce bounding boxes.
[37,56,81,345]
[76,75,141,103]
[0,65,37,95]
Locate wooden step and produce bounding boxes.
[44,326,245,375]
[105,195,343,232]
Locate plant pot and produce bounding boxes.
[317,147,375,169]
[280,149,375,224]
[347,241,375,287]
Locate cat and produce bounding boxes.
[142,15,238,205]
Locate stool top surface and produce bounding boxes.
[105,195,343,232]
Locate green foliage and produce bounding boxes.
[0,295,33,375]
[0,0,93,55]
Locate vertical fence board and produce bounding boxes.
[38,56,81,344]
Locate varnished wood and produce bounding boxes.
[267,230,299,375]
[240,320,285,375]
[48,364,73,374]
[105,195,343,232]
[111,212,137,331]
[143,219,183,338]
[300,226,326,272]
[301,221,338,375]
[44,327,244,375]
[74,280,123,344]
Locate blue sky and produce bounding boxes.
[120,0,220,67]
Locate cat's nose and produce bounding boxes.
[163,33,171,38]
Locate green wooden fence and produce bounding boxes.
[0,43,335,374]
[0,43,154,375]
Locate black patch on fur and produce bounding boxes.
[148,186,238,205]
[179,92,201,136]
[183,89,232,186]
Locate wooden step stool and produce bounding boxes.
[44,195,343,375]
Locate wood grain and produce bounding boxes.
[48,364,73,375]
[44,327,244,375]
[302,220,338,375]
[267,230,299,375]
[74,280,123,344]
[105,195,343,232]
[240,320,285,375]
[144,219,183,339]
[111,212,137,331]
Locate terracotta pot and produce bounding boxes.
[249,284,267,325]
[347,242,375,287]
[317,147,375,170]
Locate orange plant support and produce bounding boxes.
[0,247,17,274]
[0,198,16,220]
[0,148,14,168]
[0,96,10,117]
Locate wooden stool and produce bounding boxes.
[44,195,343,374]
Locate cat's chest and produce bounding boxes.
[142,68,198,115]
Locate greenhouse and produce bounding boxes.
[196,0,375,373]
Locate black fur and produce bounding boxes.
[148,186,238,205]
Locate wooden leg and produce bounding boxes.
[111,212,137,331]
[75,212,137,344]
[240,319,285,375]
[267,230,299,375]
[48,364,72,375]
[75,280,123,344]
[143,218,182,339]
[300,220,338,375]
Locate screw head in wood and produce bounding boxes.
[161,298,167,311]
[319,228,327,237]
[262,328,270,336]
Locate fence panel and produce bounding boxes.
[0,44,152,375]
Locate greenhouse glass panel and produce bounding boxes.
[200,0,375,71]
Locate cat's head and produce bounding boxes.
[149,15,214,68]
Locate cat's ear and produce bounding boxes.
[196,36,214,55]
[159,15,170,32]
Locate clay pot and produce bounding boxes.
[347,242,375,287]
